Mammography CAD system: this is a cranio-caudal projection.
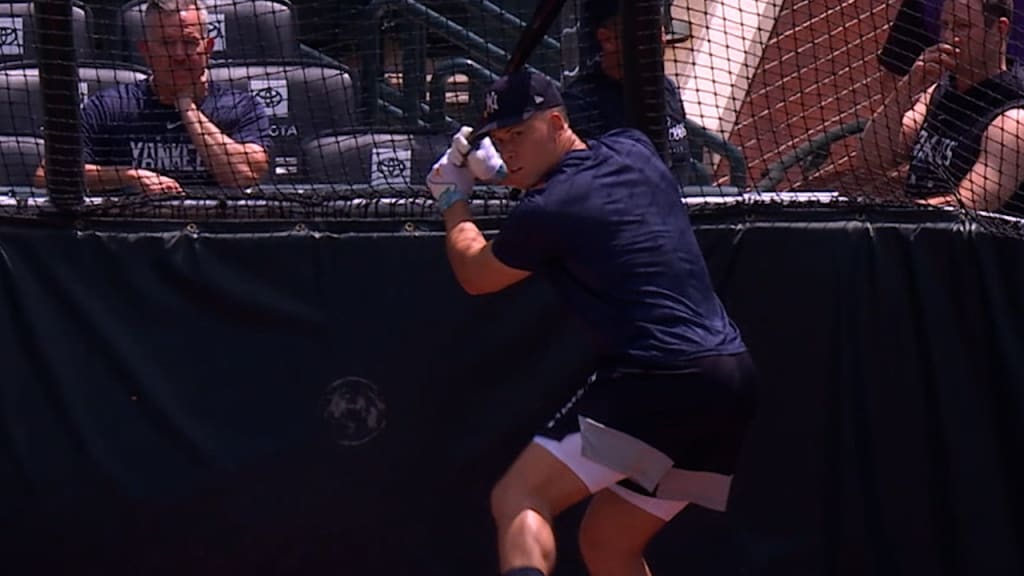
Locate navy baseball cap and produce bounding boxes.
[476,70,564,136]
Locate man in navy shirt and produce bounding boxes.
[426,71,757,576]
[562,0,692,186]
[33,0,271,194]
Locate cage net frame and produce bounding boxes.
[0,0,1020,237]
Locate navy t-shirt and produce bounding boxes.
[491,129,745,368]
[81,79,272,186]
[562,66,691,186]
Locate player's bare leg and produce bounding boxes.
[491,442,592,575]
[578,488,681,576]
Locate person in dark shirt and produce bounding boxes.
[562,0,693,186]
[33,0,271,194]
[858,0,1024,216]
[425,70,757,576]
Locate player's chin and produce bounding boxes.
[502,168,531,190]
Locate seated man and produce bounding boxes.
[34,0,271,195]
[857,0,1024,216]
[561,0,692,186]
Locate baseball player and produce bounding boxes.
[426,70,758,576]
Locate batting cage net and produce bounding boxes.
[2,0,1024,236]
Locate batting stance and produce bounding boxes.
[426,70,758,576]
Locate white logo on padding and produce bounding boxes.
[371,147,411,188]
[321,377,387,446]
[208,13,226,53]
[0,17,23,56]
[249,78,289,118]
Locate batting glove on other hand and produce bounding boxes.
[451,126,508,183]
[426,148,473,212]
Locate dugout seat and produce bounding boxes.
[754,119,869,192]
[118,0,298,65]
[0,1,93,66]
[301,132,449,190]
[0,64,148,136]
[208,62,357,182]
[0,134,41,186]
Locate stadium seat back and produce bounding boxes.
[0,64,148,136]
[208,62,357,182]
[302,132,449,189]
[118,0,298,65]
[0,1,93,65]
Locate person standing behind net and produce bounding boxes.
[858,0,1024,215]
[33,0,272,195]
[561,0,693,187]
[424,70,758,576]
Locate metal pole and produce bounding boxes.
[34,0,83,210]
[621,0,668,162]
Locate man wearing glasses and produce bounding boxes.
[34,0,272,195]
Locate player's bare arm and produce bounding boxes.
[177,96,269,188]
[918,108,1024,211]
[442,203,532,295]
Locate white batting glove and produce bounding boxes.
[426,148,473,212]
[449,126,473,167]
[451,126,508,183]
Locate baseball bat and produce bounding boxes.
[469,0,570,143]
[503,0,570,74]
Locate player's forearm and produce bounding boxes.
[179,102,268,188]
[442,201,487,282]
[858,77,920,175]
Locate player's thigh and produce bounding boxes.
[491,440,596,521]
[493,375,630,520]
[579,487,684,556]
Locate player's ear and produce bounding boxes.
[544,108,567,135]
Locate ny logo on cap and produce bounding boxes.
[484,91,499,118]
